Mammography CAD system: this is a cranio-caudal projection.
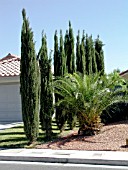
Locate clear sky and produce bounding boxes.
[0,0,127,73]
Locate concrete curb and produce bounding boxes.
[0,149,128,166]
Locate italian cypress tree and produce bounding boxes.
[76,30,81,73]
[76,30,86,75]
[80,30,86,75]
[54,30,67,131]
[85,34,92,75]
[54,30,60,130]
[59,29,66,76]
[90,35,97,74]
[65,21,76,129]
[95,35,105,75]
[54,30,59,77]
[64,29,69,72]
[20,9,39,144]
[39,33,54,140]
[68,21,75,73]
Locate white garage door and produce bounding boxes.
[0,83,22,123]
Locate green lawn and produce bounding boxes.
[0,122,79,149]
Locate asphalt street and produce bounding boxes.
[1,161,128,170]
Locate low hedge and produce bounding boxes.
[101,102,128,124]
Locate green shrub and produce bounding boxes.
[101,102,128,124]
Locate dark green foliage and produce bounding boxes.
[90,35,97,73]
[64,21,75,74]
[85,34,92,75]
[54,30,67,131]
[54,30,59,77]
[95,35,105,75]
[64,21,76,129]
[54,73,128,135]
[39,33,54,140]
[80,31,86,75]
[101,102,128,124]
[20,9,39,144]
[76,30,81,73]
[64,30,69,71]
[68,21,75,74]
[76,30,86,75]
[59,30,67,76]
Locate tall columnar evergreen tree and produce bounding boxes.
[54,30,59,77]
[76,30,81,73]
[68,21,75,73]
[80,30,86,75]
[59,30,66,76]
[54,30,67,131]
[39,33,54,140]
[90,35,97,74]
[95,35,105,75]
[20,9,39,144]
[64,29,69,71]
[76,30,86,75]
[85,34,92,75]
[65,21,76,129]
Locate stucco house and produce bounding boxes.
[0,53,22,123]
[120,69,128,80]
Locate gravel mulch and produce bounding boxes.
[36,120,128,151]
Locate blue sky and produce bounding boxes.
[0,0,127,73]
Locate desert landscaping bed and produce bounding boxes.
[36,120,128,151]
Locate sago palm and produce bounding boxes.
[54,72,128,135]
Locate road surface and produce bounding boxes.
[0,161,128,170]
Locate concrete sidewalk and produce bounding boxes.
[0,122,22,130]
[0,149,128,166]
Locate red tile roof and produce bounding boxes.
[0,53,20,77]
[120,69,128,76]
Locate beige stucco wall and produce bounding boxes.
[0,76,22,123]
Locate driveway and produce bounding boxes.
[0,122,22,130]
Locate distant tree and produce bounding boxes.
[20,9,39,144]
[39,33,54,140]
[95,35,105,75]
[113,68,121,73]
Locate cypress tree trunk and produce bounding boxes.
[39,33,53,140]
[20,9,39,144]
[95,35,105,75]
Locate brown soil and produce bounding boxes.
[36,120,128,151]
